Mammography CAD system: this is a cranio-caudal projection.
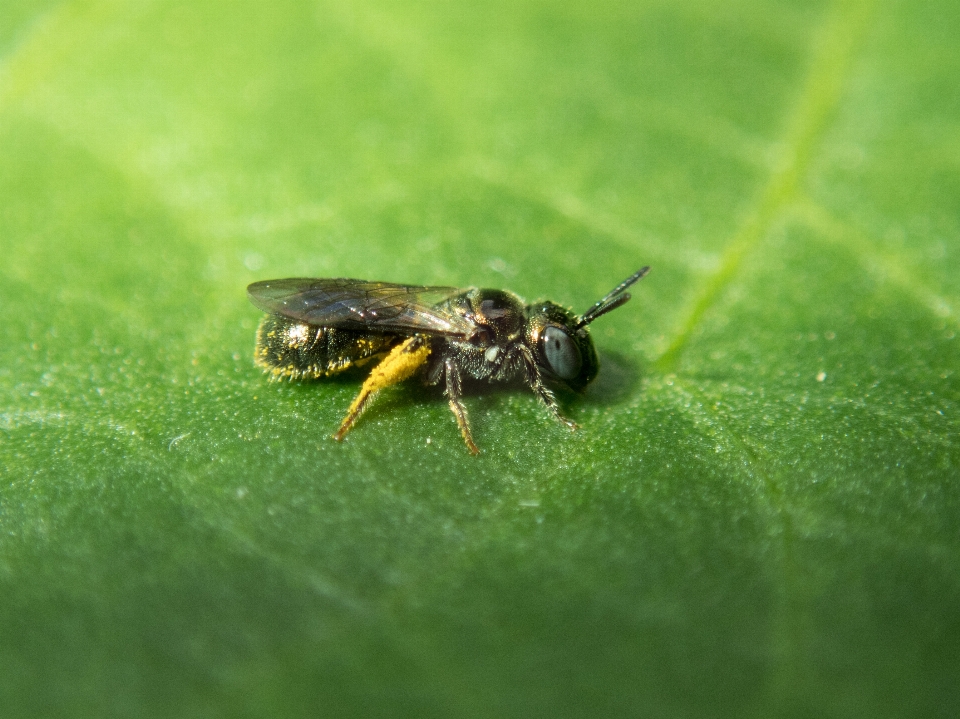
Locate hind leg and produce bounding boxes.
[333,337,431,441]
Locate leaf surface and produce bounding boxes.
[1,1,958,716]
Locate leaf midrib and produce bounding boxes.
[655,0,879,373]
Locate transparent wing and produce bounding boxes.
[247,278,474,337]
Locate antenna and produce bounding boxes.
[575,266,650,329]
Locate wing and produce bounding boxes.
[247,278,475,337]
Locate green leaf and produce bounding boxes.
[1,0,958,716]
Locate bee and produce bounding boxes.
[247,266,649,454]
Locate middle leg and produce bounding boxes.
[444,358,480,455]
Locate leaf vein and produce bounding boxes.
[794,199,959,327]
[655,0,878,372]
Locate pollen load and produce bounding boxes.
[255,315,395,380]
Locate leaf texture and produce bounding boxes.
[1,0,958,717]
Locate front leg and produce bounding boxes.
[444,358,480,455]
[518,345,579,431]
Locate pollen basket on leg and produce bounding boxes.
[254,315,395,379]
[334,337,432,442]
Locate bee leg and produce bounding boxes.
[333,337,430,442]
[519,346,579,431]
[444,359,480,455]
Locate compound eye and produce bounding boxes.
[541,326,582,380]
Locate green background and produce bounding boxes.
[1,0,958,716]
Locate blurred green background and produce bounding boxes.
[1,0,959,716]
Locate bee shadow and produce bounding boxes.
[577,348,643,406]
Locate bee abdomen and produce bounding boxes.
[254,315,395,380]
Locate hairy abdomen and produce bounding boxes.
[255,315,396,379]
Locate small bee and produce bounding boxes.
[248,266,649,454]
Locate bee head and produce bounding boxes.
[526,267,649,392]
